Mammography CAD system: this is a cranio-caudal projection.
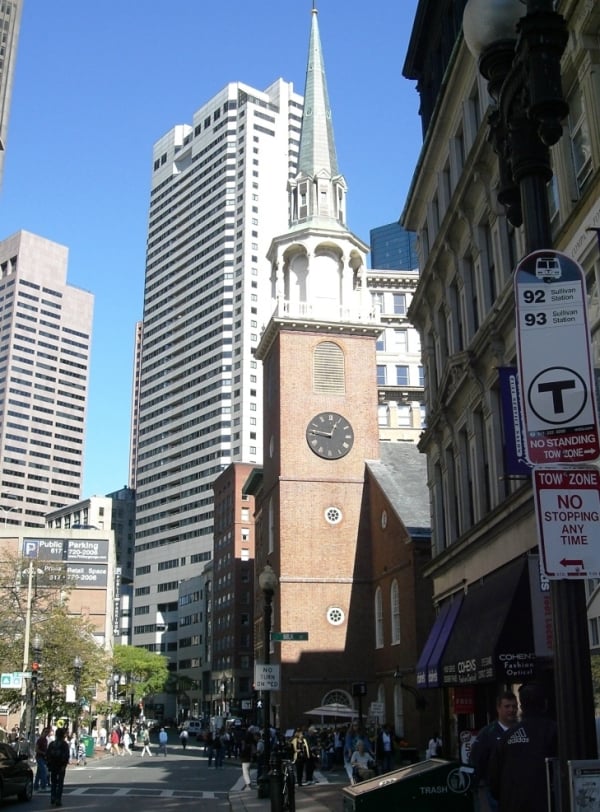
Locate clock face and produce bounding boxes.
[306,412,354,459]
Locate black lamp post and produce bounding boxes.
[463,0,597,801]
[72,656,83,740]
[258,563,278,798]
[220,674,228,717]
[29,634,43,756]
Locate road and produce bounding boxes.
[10,739,243,812]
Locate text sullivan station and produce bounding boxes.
[533,467,600,578]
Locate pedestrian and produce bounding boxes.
[240,729,256,790]
[377,724,395,774]
[109,727,121,756]
[122,729,133,755]
[158,727,168,757]
[46,726,70,807]
[291,729,310,786]
[180,728,189,750]
[469,691,518,812]
[214,729,225,768]
[488,684,558,812]
[205,730,214,766]
[426,732,443,758]
[34,726,50,792]
[140,729,152,757]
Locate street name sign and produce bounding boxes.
[254,664,280,690]
[533,467,600,578]
[271,632,308,641]
[514,249,600,465]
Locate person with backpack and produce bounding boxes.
[46,727,70,807]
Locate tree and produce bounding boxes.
[111,645,169,707]
[0,555,109,726]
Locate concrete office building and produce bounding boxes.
[132,77,304,677]
[0,231,93,527]
[0,0,23,190]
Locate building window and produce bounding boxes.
[394,329,408,352]
[568,87,592,194]
[393,293,407,315]
[396,365,409,386]
[326,606,345,626]
[377,365,387,386]
[375,588,384,649]
[376,332,386,351]
[390,580,401,645]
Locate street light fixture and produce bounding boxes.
[220,674,228,717]
[258,563,278,796]
[462,0,597,802]
[72,656,83,741]
[29,634,43,757]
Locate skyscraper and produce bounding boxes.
[132,79,303,664]
[370,221,418,271]
[0,0,23,191]
[0,230,93,526]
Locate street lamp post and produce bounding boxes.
[72,656,83,741]
[220,675,228,717]
[258,563,278,800]
[29,634,43,757]
[463,0,597,804]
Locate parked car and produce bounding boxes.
[0,741,33,801]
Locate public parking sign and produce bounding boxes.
[514,250,600,465]
[533,467,600,578]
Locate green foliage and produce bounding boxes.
[0,555,110,722]
[112,644,169,700]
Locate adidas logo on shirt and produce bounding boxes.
[506,726,529,745]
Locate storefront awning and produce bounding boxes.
[440,557,537,686]
[416,594,464,689]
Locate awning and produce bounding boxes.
[416,594,464,689]
[440,557,537,686]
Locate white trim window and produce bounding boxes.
[375,587,384,649]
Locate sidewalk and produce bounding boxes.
[229,769,348,812]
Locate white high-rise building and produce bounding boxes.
[0,230,93,526]
[133,79,303,662]
[0,0,23,191]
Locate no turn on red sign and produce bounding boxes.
[514,250,600,465]
[533,467,600,578]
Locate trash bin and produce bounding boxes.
[343,759,473,812]
[80,735,95,758]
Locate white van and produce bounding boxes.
[181,719,203,737]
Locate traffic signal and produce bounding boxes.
[31,661,40,686]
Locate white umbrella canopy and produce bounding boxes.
[304,702,357,719]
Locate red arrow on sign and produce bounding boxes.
[560,558,584,567]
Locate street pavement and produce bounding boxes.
[15,736,348,812]
[229,768,348,812]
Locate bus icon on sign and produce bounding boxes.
[535,256,561,280]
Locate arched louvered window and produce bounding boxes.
[313,341,345,393]
[391,580,401,645]
[375,587,384,649]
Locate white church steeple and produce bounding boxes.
[263,5,373,331]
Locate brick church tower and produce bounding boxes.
[255,7,382,728]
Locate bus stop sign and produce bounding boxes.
[514,249,600,465]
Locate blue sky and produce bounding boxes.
[1,0,422,497]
